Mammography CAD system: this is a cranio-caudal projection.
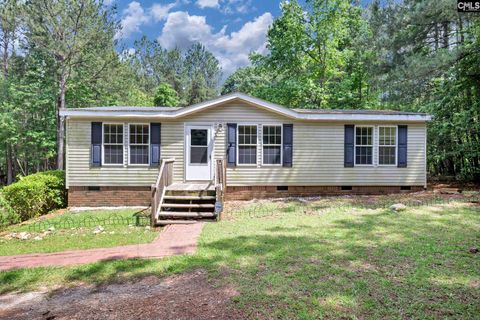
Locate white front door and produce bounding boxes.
[185,125,213,181]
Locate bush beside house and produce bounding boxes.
[1,170,66,226]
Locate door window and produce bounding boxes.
[190,129,208,164]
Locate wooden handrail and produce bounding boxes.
[151,158,175,226]
[215,158,227,219]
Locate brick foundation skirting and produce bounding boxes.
[225,185,424,201]
[68,186,151,207]
[68,185,425,206]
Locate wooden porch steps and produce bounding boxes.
[155,182,218,225]
[151,159,226,226]
[163,195,216,201]
[161,203,215,209]
[158,211,215,218]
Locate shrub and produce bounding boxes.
[0,192,19,227]
[2,170,66,222]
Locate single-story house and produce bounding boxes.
[60,93,432,225]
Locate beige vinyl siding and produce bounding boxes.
[65,102,427,188]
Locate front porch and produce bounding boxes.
[151,159,226,226]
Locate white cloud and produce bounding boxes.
[117,1,149,39]
[196,0,219,9]
[222,0,254,15]
[151,2,177,21]
[158,11,273,77]
[158,11,214,49]
[117,1,179,39]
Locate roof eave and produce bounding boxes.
[59,111,431,122]
[59,92,432,122]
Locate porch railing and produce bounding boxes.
[151,158,174,226]
[215,158,227,218]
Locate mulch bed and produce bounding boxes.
[0,270,245,320]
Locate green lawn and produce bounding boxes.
[1,199,479,319]
[0,209,157,256]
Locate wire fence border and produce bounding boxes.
[23,213,151,232]
[224,196,480,220]
[1,195,479,231]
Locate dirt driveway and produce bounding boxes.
[0,270,245,320]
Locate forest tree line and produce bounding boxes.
[1,0,479,184]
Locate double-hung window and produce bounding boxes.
[129,124,149,165]
[355,126,373,165]
[103,124,124,165]
[262,125,282,165]
[237,125,257,165]
[379,126,397,165]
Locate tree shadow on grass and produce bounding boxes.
[1,205,479,318]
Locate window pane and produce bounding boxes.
[355,146,372,165]
[263,146,281,164]
[239,125,257,145]
[379,146,396,165]
[130,145,149,164]
[104,145,123,164]
[355,126,372,149]
[191,129,208,146]
[190,146,208,164]
[380,127,396,146]
[129,125,149,145]
[263,125,281,145]
[238,146,256,164]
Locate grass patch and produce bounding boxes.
[0,209,157,256]
[1,200,479,318]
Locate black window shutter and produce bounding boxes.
[226,123,237,167]
[283,124,293,167]
[91,122,102,167]
[398,125,408,167]
[344,125,354,167]
[150,123,161,166]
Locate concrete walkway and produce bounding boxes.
[0,223,204,271]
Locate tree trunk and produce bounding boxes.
[6,144,13,184]
[442,22,449,49]
[56,71,67,170]
[2,41,8,75]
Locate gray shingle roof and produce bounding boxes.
[293,108,428,116]
[67,105,426,116]
[66,106,181,111]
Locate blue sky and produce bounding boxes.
[110,0,371,77]
[110,0,282,77]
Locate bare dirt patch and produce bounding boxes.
[0,270,244,320]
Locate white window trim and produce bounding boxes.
[354,125,375,167]
[102,122,124,166]
[128,123,150,166]
[261,124,283,166]
[378,125,398,167]
[236,124,259,166]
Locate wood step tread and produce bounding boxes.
[161,203,215,208]
[159,211,215,217]
[163,195,216,200]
